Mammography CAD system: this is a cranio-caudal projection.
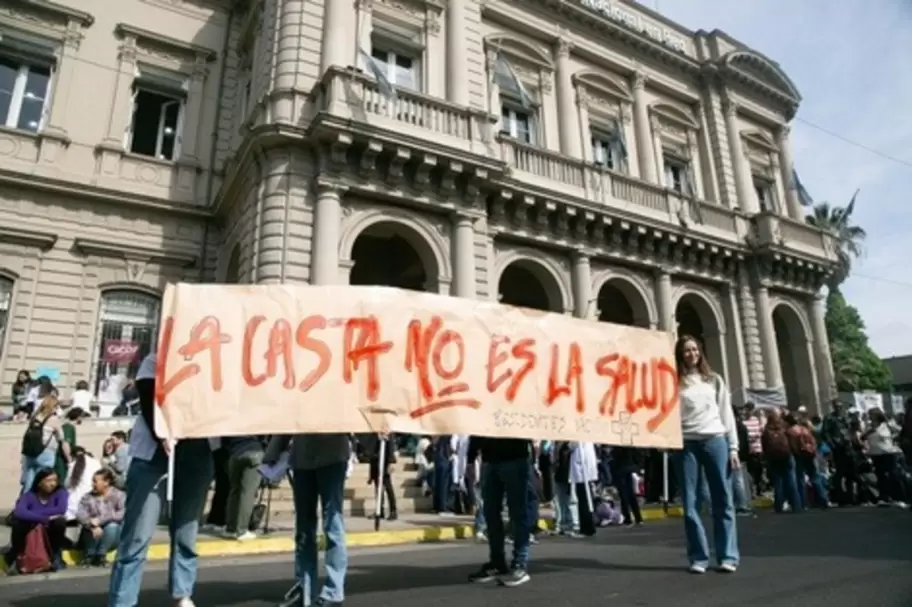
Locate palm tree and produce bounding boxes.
[805,189,865,290]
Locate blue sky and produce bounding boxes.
[634,0,912,357]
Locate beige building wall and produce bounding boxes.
[0,0,838,413]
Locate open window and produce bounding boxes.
[663,154,693,195]
[590,123,626,172]
[753,176,778,213]
[0,34,55,133]
[500,103,536,145]
[126,66,188,161]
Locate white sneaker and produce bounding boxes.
[892,501,908,509]
[236,531,257,542]
[688,564,707,574]
[175,598,196,607]
[474,531,487,542]
[718,563,737,573]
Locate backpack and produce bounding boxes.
[16,525,52,574]
[21,415,49,458]
[795,427,816,457]
[763,427,792,459]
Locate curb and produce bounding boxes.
[2,498,773,571]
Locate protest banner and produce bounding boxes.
[153,284,682,449]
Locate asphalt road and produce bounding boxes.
[2,508,910,607]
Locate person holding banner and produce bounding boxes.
[672,335,740,575]
[266,431,351,607]
[108,353,214,607]
[466,436,533,587]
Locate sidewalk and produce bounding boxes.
[0,497,773,571]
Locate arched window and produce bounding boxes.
[0,277,13,360]
[93,290,161,412]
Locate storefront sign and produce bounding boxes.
[152,284,683,449]
[579,0,688,53]
[103,339,141,364]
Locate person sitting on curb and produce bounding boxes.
[4,468,69,574]
[77,468,125,567]
[268,428,351,607]
[107,353,215,607]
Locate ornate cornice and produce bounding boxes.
[0,226,57,251]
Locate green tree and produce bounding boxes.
[805,191,866,290]
[824,290,891,392]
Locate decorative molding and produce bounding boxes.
[138,0,227,22]
[115,23,217,63]
[631,71,647,91]
[0,0,93,28]
[0,226,57,251]
[556,37,573,58]
[73,237,198,267]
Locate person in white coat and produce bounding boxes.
[569,442,599,536]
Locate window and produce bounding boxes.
[93,291,161,413]
[237,68,252,128]
[754,178,778,213]
[370,45,419,91]
[501,104,535,144]
[664,156,688,193]
[0,55,52,132]
[126,67,188,161]
[0,277,12,360]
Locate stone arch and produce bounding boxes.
[772,299,816,409]
[673,288,727,377]
[572,71,631,102]
[495,249,569,314]
[483,33,553,68]
[725,51,802,101]
[223,242,242,284]
[592,272,656,328]
[339,209,452,294]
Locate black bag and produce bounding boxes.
[248,483,268,532]
[21,415,48,458]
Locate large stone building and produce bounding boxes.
[0,0,838,412]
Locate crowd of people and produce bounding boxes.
[3,336,911,605]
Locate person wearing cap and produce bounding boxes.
[107,353,214,607]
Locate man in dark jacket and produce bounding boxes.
[466,437,532,587]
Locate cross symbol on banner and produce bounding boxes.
[611,411,641,446]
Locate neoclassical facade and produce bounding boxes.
[0,0,837,412]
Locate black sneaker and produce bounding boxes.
[468,562,508,583]
[499,567,530,587]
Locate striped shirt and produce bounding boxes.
[743,417,763,454]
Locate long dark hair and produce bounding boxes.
[68,446,89,490]
[674,334,713,380]
[30,467,58,495]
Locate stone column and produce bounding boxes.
[777,125,804,221]
[631,72,658,183]
[446,0,468,105]
[320,0,355,72]
[769,152,788,217]
[102,34,138,146]
[486,50,502,130]
[310,181,346,285]
[451,214,476,298]
[753,283,782,387]
[572,253,592,319]
[722,283,749,403]
[356,0,373,58]
[44,20,83,139]
[687,129,706,199]
[555,38,581,158]
[697,104,719,203]
[722,95,758,213]
[179,56,208,161]
[655,269,674,332]
[651,114,665,185]
[576,85,592,162]
[810,292,836,401]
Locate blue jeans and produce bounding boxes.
[731,467,751,510]
[433,457,452,512]
[108,440,213,607]
[768,457,802,513]
[673,436,739,567]
[292,462,348,606]
[794,454,828,508]
[473,466,487,534]
[21,448,57,492]
[81,522,122,557]
[554,481,579,532]
[482,459,530,570]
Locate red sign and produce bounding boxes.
[103,340,141,364]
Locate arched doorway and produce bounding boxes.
[224,243,241,284]
[349,222,438,292]
[93,290,161,414]
[498,259,563,312]
[596,278,651,327]
[773,304,815,408]
[674,292,725,374]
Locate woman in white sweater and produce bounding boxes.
[674,335,740,574]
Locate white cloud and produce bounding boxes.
[637,0,912,357]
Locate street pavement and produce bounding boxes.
[2,507,910,606]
